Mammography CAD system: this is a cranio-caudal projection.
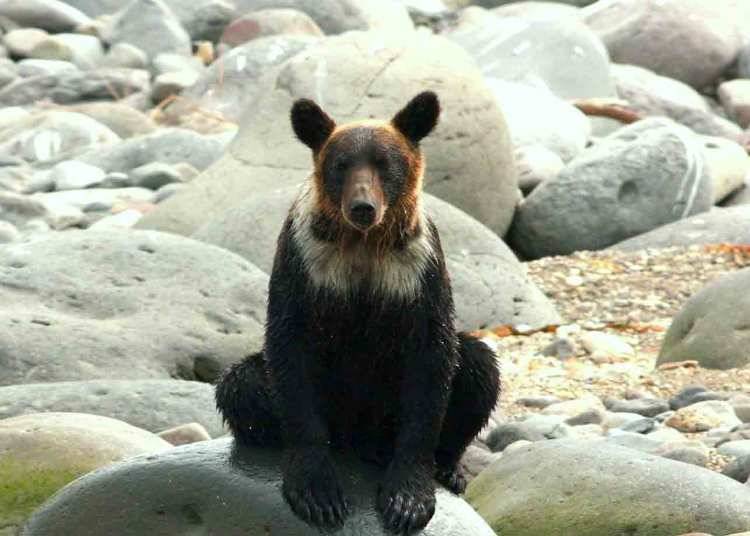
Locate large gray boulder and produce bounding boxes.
[0,68,150,107]
[23,438,495,536]
[176,35,319,121]
[658,268,750,370]
[2,412,171,534]
[0,230,267,386]
[466,439,750,535]
[137,30,518,237]
[102,0,192,60]
[0,380,225,437]
[448,13,615,101]
[611,206,750,251]
[583,0,746,89]
[192,187,560,330]
[231,0,414,35]
[509,118,713,259]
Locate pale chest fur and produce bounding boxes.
[290,184,435,301]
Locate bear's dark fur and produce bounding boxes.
[215,91,500,535]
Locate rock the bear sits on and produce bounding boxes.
[215,91,501,535]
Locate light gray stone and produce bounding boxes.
[0,68,150,106]
[158,422,212,445]
[466,439,750,535]
[0,110,120,164]
[583,0,746,89]
[701,135,749,202]
[77,128,227,174]
[150,70,199,103]
[0,0,90,33]
[0,220,19,242]
[23,438,494,536]
[2,28,49,58]
[191,186,560,331]
[0,379,224,438]
[510,118,713,259]
[486,79,591,162]
[139,30,519,237]
[659,269,750,370]
[665,401,742,432]
[29,33,104,69]
[448,14,615,101]
[101,42,148,70]
[103,0,192,60]
[718,79,750,129]
[2,412,171,534]
[67,101,157,139]
[718,440,750,459]
[17,59,78,77]
[515,144,565,194]
[129,162,184,190]
[0,230,268,386]
[51,160,106,191]
[32,188,154,212]
[164,0,236,42]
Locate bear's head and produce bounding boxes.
[290,91,440,234]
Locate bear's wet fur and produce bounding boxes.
[216,91,501,535]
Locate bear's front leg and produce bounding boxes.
[376,330,457,535]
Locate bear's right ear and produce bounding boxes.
[290,99,336,153]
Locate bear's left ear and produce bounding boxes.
[290,98,336,153]
[391,91,440,145]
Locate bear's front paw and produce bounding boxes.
[282,447,350,530]
[377,464,436,535]
[435,466,466,495]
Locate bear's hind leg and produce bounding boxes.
[215,352,282,447]
[435,333,500,494]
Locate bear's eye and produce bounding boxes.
[334,159,349,172]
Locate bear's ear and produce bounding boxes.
[290,98,336,153]
[391,91,440,145]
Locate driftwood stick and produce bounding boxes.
[570,98,643,124]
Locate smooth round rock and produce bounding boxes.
[0,230,268,386]
[658,268,750,370]
[1,412,171,533]
[509,118,713,259]
[0,380,225,437]
[583,0,746,89]
[448,14,614,101]
[138,30,518,237]
[191,186,560,330]
[466,439,750,535]
[0,0,91,32]
[22,438,495,536]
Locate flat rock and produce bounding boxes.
[77,128,227,174]
[22,438,494,536]
[163,0,236,42]
[0,0,90,33]
[230,0,414,35]
[29,33,104,69]
[0,380,224,437]
[466,439,750,535]
[0,110,120,164]
[192,186,560,331]
[0,68,150,106]
[1,412,170,534]
[583,0,745,89]
[17,59,78,77]
[103,0,192,60]
[32,187,155,211]
[448,14,615,101]
[138,30,518,237]
[0,230,267,385]
[67,102,157,139]
[510,118,713,259]
[604,398,670,418]
[659,268,750,370]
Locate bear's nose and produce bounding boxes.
[349,200,376,227]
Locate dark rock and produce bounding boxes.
[604,397,670,418]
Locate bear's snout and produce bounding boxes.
[342,166,386,232]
